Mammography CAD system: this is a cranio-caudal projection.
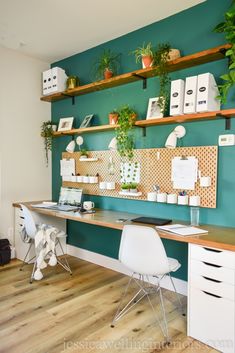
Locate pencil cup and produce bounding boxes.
[167,194,177,204]
[157,193,167,203]
[106,182,115,190]
[89,176,98,183]
[71,176,77,182]
[200,176,211,187]
[147,192,157,202]
[83,176,89,183]
[62,176,72,182]
[99,182,107,190]
[178,195,189,205]
[76,176,83,182]
[189,195,200,206]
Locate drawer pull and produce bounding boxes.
[202,276,222,283]
[202,261,222,268]
[203,247,222,253]
[202,290,222,299]
[20,216,25,219]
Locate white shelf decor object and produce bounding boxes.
[119,191,142,197]
[79,158,99,162]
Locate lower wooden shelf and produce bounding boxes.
[52,109,235,137]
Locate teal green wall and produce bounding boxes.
[51,0,235,281]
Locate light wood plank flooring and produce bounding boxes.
[0,257,218,353]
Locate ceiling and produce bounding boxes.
[0,0,205,63]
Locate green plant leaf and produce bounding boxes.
[213,22,226,32]
[229,62,235,69]
[220,74,231,81]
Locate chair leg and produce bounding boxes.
[30,261,37,284]
[168,273,184,314]
[20,242,33,271]
[56,239,72,275]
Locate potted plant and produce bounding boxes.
[80,149,89,159]
[121,183,130,193]
[109,110,119,125]
[41,121,57,166]
[213,1,235,104]
[131,42,154,68]
[115,105,137,161]
[129,182,138,193]
[93,49,121,80]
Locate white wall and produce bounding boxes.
[0,46,51,244]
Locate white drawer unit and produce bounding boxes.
[188,244,235,353]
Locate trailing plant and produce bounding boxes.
[213,0,235,104]
[131,42,153,63]
[115,105,136,160]
[93,49,121,80]
[154,43,171,113]
[41,121,56,166]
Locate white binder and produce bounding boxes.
[196,73,220,112]
[170,79,185,116]
[183,76,198,114]
[51,67,67,94]
[42,69,52,96]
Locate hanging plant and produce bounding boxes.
[115,105,137,161]
[213,0,235,104]
[41,121,56,166]
[154,43,171,114]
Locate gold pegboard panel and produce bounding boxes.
[62,146,217,208]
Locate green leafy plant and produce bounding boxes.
[41,121,56,166]
[93,49,121,80]
[131,42,153,63]
[80,148,88,157]
[129,182,138,190]
[121,183,130,190]
[154,43,171,113]
[213,0,235,104]
[115,105,136,160]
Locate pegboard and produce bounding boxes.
[62,146,217,208]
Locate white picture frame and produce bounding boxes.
[58,117,74,131]
[146,97,164,120]
[79,114,94,128]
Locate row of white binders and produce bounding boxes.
[170,72,220,116]
[42,67,67,96]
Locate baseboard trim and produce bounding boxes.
[67,245,188,296]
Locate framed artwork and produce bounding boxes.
[58,117,74,131]
[146,97,164,120]
[79,114,94,128]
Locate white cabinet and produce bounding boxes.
[14,207,67,261]
[188,244,235,353]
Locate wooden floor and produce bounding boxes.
[0,257,218,353]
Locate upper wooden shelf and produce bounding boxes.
[41,44,231,103]
[53,109,235,136]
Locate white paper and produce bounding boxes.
[60,158,75,176]
[156,224,208,236]
[172,157,198,190]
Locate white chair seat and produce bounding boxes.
[168,257,181,273]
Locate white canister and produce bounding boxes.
[76,175,83,183]
[106,182,115,190]
[200,176,211,187]
[99,182,107,190]
[157,193,167,203]
[62,176,72,182]
[167,194,177,204]
[83,176,89,183]
[71,175,77,182]
[89,176,98,184]
[189,195,200,206]
[147,192,157,202]
[178,195,189,205]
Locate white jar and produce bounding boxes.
[157,193,167,203]
[178,195,189,205]
[76,175,83,183]
[189,195,200,206]
[106,182,115,190]
[147,192,157,202]
[89,176,98,184]
[83,176,89,183]
[167,193,177,204]
[99,182,107,190]
[71,175,77,182]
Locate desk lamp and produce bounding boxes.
[65,135,84,153]
[165,125,186,148]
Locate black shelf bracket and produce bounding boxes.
[133,73,147,89]
[219,47,232,67]
[225,117,231,130]
[136,126,146,137]
[62,93,75,105]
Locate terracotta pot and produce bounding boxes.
[104,68,113,80]
[130,113,137,123]
[109,113,119,125]
[142,55,153,69]
[167,49,181,61]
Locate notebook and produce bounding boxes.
[32,187,83,212]
[156,224,208,236]
[131,217,172,226]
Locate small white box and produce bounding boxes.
[170,79,185,116]
[178,195,189,205]
[157,193,167,203]
[189,195,200,206]
[51,67,67,94]
[200,176,211,187]
[196,73,220,112]
[42,69,52,96]
[184,76,197,114]
[167,193,178,204]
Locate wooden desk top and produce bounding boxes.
[13,201,235,252]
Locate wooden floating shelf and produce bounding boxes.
[41,44,230,103]
[52,109,235,137]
